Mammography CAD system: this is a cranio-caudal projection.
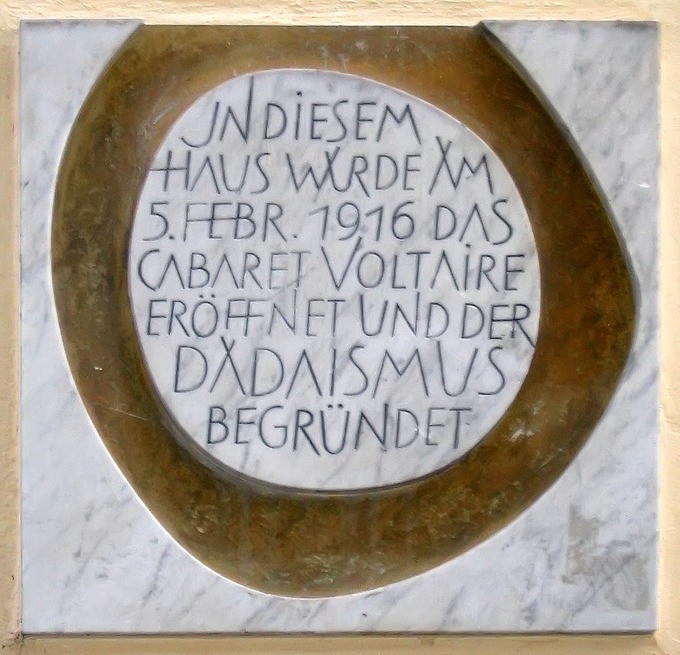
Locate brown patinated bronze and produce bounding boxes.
[51,25,634,596]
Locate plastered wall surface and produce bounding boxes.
[1,0,679,653]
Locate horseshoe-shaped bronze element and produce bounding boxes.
[52,25,634,596]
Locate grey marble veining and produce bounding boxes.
[21,20,658,633]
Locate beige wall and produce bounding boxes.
[2,0,678,652]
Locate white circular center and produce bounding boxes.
[128,69,541,491]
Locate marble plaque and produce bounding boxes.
[128,69,540,490]
[21,21,658,633]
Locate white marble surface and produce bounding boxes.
[21,20,658,632]
[129,68,540,490]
